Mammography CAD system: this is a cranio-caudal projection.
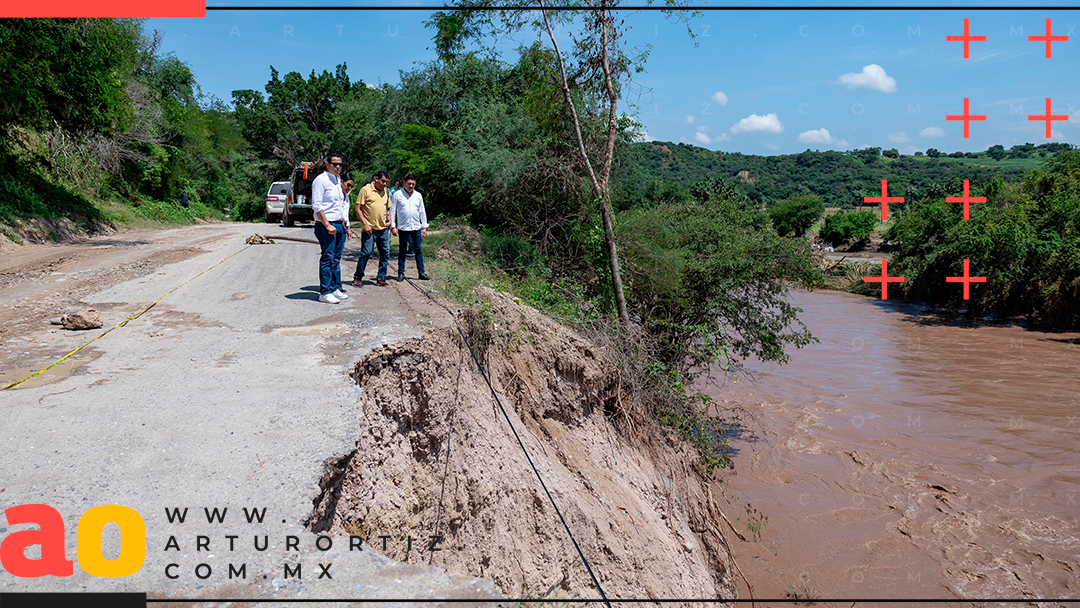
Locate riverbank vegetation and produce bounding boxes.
[881,151,1080,327]
[819,210,880,247]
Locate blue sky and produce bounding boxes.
[148,1,1079,155]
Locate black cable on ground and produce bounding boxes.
[427,339,463,565]
[401,276,613,608]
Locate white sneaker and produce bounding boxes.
[319,293,341,304]
[333,289,349,300]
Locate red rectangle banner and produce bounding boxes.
[2,0,205,18]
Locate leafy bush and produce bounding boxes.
[0,157,104,223]
[423,223,598,326]
[235,197,265,222]
[885,151,1080,326]
[479,229,542,276]
[130,196,208,224]
[768,194,824,237]
[819,210,879,246]
[619,184,823,376]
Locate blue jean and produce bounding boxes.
[355,227,390,281]
[314,221,345,294]
[397,230,425,276]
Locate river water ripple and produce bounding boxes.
[706,289,1080,604]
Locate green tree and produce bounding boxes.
[619,184,822,375]
[1008,143,1035,158]
[884,151,1080,326]
[0,19,142,141]
[769,194,824,237]
[429,1,697,325]
[389,125,455,204]
[232,64,357,166]
[926,148,942,158]
[987,144,1006,160]
[819,210,878,246]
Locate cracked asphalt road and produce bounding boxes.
[0,222,502,607]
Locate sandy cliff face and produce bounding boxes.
[309,288,737,603]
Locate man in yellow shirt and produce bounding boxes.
[352,171,393,287]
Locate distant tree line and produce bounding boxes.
[612,140,1074,212]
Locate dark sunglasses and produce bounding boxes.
[329,161,342,167]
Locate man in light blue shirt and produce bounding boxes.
[312,154,353,303]
[390,173,429,281]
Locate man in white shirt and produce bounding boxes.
[388,181,412,258]
[312,154,353,303]
[390,173,430,281]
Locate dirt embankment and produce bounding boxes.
[1,217,115,251]
[307,288,737,602]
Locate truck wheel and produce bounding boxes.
[264,210,277,224]
[283,206,294,227]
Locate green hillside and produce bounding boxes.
[612,141,1074,210]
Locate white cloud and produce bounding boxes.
[695,130,730,144]
[711,91,729,106]
[796,128,848,148]
[798,128,834,144]
[888,131,910,143]
[838,64,898,94]
[635,132,658,143]
[731,113,784,135]
[902,145,918,155]
[696,125,711,132]
[764,142,782,151]
[1051,129,1067,141]
[685,115,695,124]
[920,127,946,138]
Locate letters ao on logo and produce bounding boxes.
[0,504,145,577]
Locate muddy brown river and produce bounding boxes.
[706,289,1080,604]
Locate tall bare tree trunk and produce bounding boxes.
[538,1,630,324]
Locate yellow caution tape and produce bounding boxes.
[2,244,253,390]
